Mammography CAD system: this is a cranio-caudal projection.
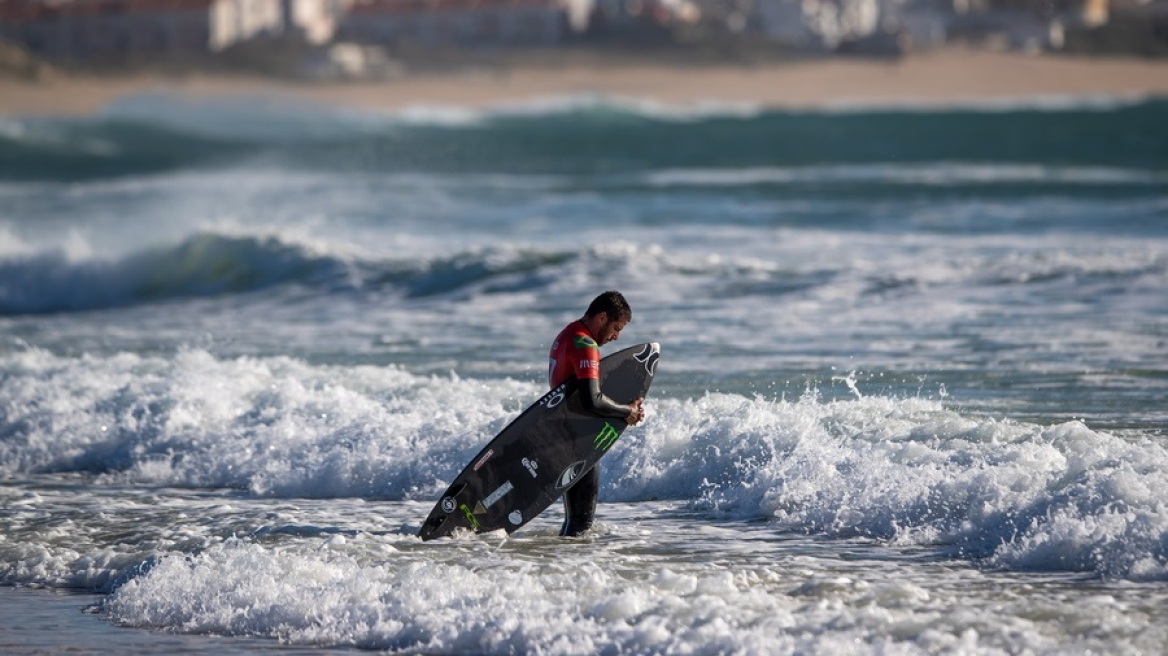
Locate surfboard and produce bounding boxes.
[418,342,661,541]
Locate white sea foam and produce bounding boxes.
[96,517,1168,654]
[484,93,766,122]
[3,348,1167,581]
[105,536,895,654]
[643,163,1168,187]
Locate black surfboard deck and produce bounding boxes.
[418,342,661,541]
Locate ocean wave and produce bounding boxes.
[98,539,827,654]
[0,115,250,181]
[817,92,1157,114]
[642,163,1168,188]
[4,96,1166,182]
[2,225,1162,320]
[0,229,582,315]
[3,348,1167,579]
[0,348,535,494]
[621,392,1168,580]
[0,230,354,315]
[97,90,1162,131]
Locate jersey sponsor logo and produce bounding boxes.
[472,449,495,471]
[556,461,588,489]
[573,335,598,349]
[484,480,514,509]
[508,510,523,525]
[522,457,539,478]
[593,422,620,451]
[578,359,598,371]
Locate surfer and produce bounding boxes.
[548,290,645,536]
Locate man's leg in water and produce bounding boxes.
[560,466,599,536]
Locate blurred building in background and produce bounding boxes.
[1,0,1166,76]
[0,0,349,57]
[337,0,566,48]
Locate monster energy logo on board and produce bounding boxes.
[460,503,480,530]
[593,423,620,451]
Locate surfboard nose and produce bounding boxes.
[634,343,661,376]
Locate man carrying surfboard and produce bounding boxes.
[548,290,645,536]
[418,293,658,541]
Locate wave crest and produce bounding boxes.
[0,230,590,315]
[0,231,352,315]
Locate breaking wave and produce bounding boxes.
[3,96,1166,181]
[3,347,1167,580]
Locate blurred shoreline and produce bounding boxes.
[3,46,1168,117]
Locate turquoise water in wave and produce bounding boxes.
[1,93,1167,654]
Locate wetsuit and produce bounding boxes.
[548,320,636,536]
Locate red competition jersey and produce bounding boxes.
[548,320,601,388]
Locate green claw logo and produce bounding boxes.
[593,422,620,451]
[460,503,480,530]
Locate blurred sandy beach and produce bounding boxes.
[3,48,1168,116]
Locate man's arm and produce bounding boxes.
[580,378,645,425]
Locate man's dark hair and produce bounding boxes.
[585,290,632,322]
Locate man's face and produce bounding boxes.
[595,313,628,346]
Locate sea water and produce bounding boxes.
[1,91,1167,654]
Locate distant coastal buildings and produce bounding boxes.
[339,0,566,48]
[0,0,343,58]
[1,0,1166,77]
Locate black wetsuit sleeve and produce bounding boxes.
[580,377,633,419]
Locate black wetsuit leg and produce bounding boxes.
[560,465,599,536]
